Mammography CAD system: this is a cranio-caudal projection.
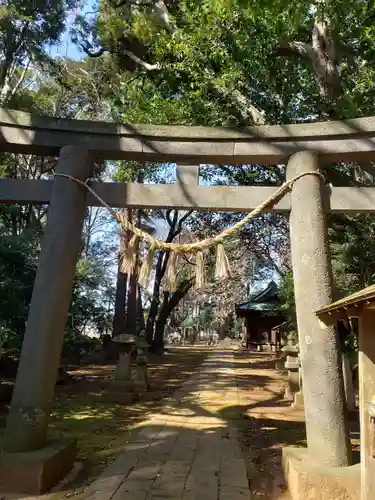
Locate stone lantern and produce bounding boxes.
[282,343,300,401]
[112,334,137,401]
[135,338,150,392]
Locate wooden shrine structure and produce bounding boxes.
[0,108,375,498]
[316,286,375,500]
[235,281,285,350]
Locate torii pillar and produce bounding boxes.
[287,151,351,466]
[0,146,92,494]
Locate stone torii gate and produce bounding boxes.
[0,108,375,494]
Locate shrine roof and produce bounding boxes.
[236,281,282,312]
[315,283,375,318]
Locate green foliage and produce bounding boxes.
[0,53,116,351]
[68,256,114,338]
[0,0,79,106]
[228,316,243,339]
[112,160,164,184]
[0,232,38,348]
[279,271,295,321]
[74,0,375,126]
[330,215,375,294]
[197,302,214,330]
[279,271,298,343]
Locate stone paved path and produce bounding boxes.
[83,348,251,500]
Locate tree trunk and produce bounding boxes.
[153,291,170,352]
[136,284,145,333]
[126,269,138,335]
[112,268,128,337]
[145,251,165,342]
[112,210,130,337]
[219,313,233,340]
[145,211,179,342]
[273,22,341,118]
[153,279,193,352]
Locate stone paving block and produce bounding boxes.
[82,453,141,500]
[173,429,200,442]
[220,440,244,459]
[104,453,143,476]
[191,455,220,473]
[82,474,125,500]
[121,441,151,453]
[220,457,249,489]
[127,463,162,480]
[147,496,182,500]
[158,459,191,479]
[168,447,195,462]
[112,479,154,500]
[151,476,186,497]
[132,425,166,442]
[155,429,181,440]
[219,485,251,500]
[182,489,217,500]
[183,474,219,500]
[134,453,169,466]
[149,436,178,455]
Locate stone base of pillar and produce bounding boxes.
[282,447,360,500]
[0,439,76,494]
[292,391,304,410]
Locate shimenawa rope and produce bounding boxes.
[55,171,325,291]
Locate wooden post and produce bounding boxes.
[287,151,351,466]
[342,353,356,412]
[359,309,375,500]
[3,146,92,453]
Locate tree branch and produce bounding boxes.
[272,41,315,60]
[176,210,193,234]
[82,46,106,58]
[153,0,176,33]
[123,49,161,71]
[9,59,30,100]
[111,0,153,7]
[212,84,267,125]
[165,209,173,228]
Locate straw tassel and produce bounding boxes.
[215,243,231,280]
[138,244,155,288]
[120,234,138,274]
[166,251,179,292]
[195,251,205,290]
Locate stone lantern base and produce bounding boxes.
[110,334,137,404]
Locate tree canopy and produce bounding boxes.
[0,0,375,350]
